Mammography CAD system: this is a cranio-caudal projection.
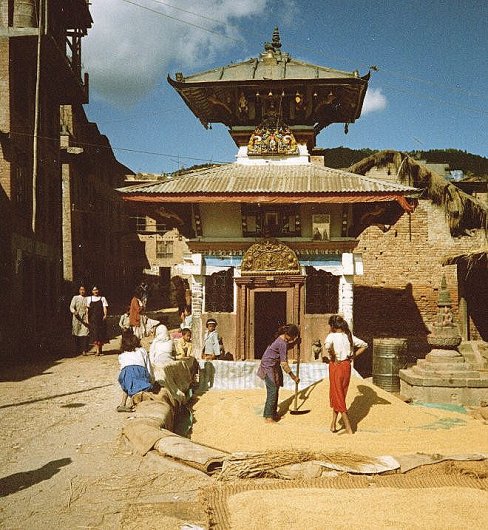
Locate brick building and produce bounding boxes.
[60,103,142,297]
[0,1,140,355]
[348,153,488,373]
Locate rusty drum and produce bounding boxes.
[372,338,408,393]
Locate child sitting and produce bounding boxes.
[175,328,193,358]
[116,329,154,412]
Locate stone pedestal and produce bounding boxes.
[399,275,488,406]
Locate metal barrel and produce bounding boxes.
[372,338,408,392]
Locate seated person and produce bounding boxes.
[149,324,174,366]
[175,328,193,358]
[117,329,154,412]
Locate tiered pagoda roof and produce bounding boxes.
[168,28,370,148]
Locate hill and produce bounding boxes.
[323,147,488,179]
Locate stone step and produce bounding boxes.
[425,351,466,363]
[416,359,475,372]
[399,368,488,388]
[410,365,480,379]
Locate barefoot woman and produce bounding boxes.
[323,315,367,434]
[257,324,300,423]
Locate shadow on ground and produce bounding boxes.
[0,458,72,497]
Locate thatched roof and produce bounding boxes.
[442,249,488,270]
[346,150,488,237]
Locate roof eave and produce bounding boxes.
[167,75,368,89]
[120,193,417,208]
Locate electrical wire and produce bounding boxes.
[119,0,241,42]
[7,129,232,166]
[145,0,226,25]
[116,2,487,118]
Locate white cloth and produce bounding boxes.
[324,332,367,361]
[180,314,193,329]
[203,329,221,356]
[69,295,89,336]
[132,315,160,339]
[149,325,174,365]
[118,347,151,372]
[86,295,108,307]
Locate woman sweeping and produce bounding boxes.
[257,324,300,423]
[323,314,367,434]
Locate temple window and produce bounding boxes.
[156,241,173,258]
[241,205,300,238]
[205,268,234,312]
[131,216,147,232]
[305,267,339,314]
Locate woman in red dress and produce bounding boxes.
[323,315,367,434]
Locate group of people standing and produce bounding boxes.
[69,285,109,356]
[258,314,367,434]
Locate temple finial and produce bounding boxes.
[272,27,281,50]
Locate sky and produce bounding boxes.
[82,0,488,175]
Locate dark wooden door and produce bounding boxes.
[253,291,286,359]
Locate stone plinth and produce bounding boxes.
[399,347,488,406]
[399,275,488,406]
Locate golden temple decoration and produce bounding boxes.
[241,239,300,275]
[247,120,299,156]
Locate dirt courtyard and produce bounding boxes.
[1,340,487,529]
[0,339,211,529]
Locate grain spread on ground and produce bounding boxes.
[189,377,488,456]
[227,487,488,530]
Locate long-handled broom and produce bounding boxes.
[290,342,310,415]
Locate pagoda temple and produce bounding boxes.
[119,29,419,360]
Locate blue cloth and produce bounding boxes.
[263,375,279,419]
[118,365,153,397]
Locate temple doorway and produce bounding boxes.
[253,291,287,359]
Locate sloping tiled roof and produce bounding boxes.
[167,29,369,132]
[118,163,419,196]
[172,57,362,84]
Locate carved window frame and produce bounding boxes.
[305,267,339,314]
[205,268,234,312]
[241,205,301,237]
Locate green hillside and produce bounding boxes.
[323,147,488,179]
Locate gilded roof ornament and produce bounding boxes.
[272,26,282,50]
[241,239,300,275]
[261,26,285,62]
[247,119,298,156]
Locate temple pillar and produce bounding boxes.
[190,277,203,356]
[339,275,354,329]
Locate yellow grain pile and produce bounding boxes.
[227,487,488,530]
[189,377,488,456]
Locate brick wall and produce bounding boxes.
[354,198,486,369]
